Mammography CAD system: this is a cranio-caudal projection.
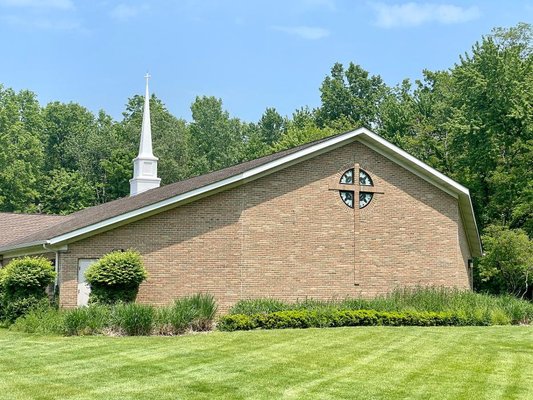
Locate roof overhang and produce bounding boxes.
[0,127,482,257]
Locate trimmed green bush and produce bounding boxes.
[85,250,147,304]
[0,256,56,321]
[217,309,476,331]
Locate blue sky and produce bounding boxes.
[0,0,530,122]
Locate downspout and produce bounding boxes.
[43,243,60,297]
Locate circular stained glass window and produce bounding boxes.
[339,168,374,209]
[340,190,354,208]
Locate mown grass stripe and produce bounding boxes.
[1,327,532,400]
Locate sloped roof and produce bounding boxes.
[0,212,70,248]
[0,127,482,257]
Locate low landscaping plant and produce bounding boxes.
[85,250,147,305]
[10,303,65,335]
[229,287,533,325]
[63,304,112,336]
[9,293,218,336]
[218,309,484,331]
[155,293,218,335]
[112,303,155,336]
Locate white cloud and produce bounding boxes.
[272,25,330,40]
[110,3,149,21]
[371,2,481,28]
[0,0,73,9]
[1,14,81,30]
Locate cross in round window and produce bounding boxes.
[329,164,383,210]
[339,168,374,209]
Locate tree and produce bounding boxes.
[477,226,533,298]
[378,72,456,175]
[317,62,388,129]
[42,102,96,173]
[273,108,335,151]
[0,86,44,212]
[189,96,244,175]
[40,168,95,214]
[243,108,286,160]
[447,23,532,231]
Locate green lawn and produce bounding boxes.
[0,326,531,400]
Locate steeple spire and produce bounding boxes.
[129,73,161,196]
[138,73,155,158]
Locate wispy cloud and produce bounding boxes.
[0,0,73,9]
[371,2,481,28]
[1,14,81,30]
[110,3,149,21]
[272,25,330,40]
[298,0,336,11]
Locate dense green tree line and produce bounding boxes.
[0,24,531,296]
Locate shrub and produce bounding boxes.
[217,309,478,331]
[85,250,147,304]
[477,226,533,298]
[111,303,155,336]
[11,304,65,335]
[0,257,55,321]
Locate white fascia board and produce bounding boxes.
[48,128,368,246]
[357,130,481,255]
[0,240,46,254]
[358,130,469,196]
[46,126,481,255]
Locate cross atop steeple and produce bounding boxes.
[129,73,161,196]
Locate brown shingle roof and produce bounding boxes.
[0,132,343,250]
[0,212,70,247]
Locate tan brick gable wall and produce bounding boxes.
[58,140,471,309]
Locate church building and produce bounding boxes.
[0,77,482,310]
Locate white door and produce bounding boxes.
[78,259,97,307]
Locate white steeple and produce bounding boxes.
[129,73,161,196]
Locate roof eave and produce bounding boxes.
[2,127,482,257]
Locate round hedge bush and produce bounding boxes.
[85,250,147,304]
[0,256,56,321]
[1,256,55,298]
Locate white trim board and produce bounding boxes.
[1,127,482,257]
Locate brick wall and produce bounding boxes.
[58,141,471,310]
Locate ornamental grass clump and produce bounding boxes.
[188,293,218,331]
[112,303,155,336]
[63,305,112,336]
[85,250,147,305]
[228,287,533,325]
[156,293,218,334]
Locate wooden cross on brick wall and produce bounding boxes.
[328,164,384,210]
[328,163,384,286]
